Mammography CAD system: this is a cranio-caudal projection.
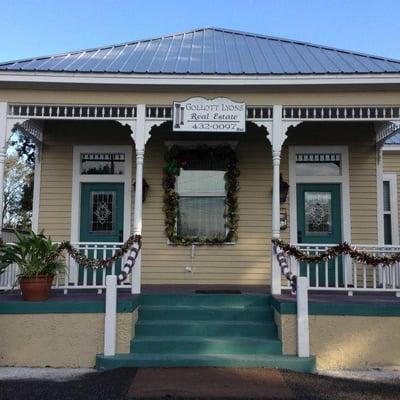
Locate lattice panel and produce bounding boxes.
[146,106,172,119]
[246,107,273,119]
[283,106,400,120]
[8,104,137,119]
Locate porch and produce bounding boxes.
[1,103,400,294]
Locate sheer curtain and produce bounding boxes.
[177,163,226,238]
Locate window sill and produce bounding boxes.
[167,240,236,246]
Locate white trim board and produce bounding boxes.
[382,173,399,245]
[383,145,400,151]
[2,71,400,87]
[288,145,351,244]
[71,145,132,243]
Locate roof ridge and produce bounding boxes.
[1,27,400,68]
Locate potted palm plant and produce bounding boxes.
[0,230,65,301]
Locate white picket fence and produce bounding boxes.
[281,244,400,295]
[0,242,133,292]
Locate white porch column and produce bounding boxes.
[271,105,284,295]
[31,143,42,233]
[0,103,7,231]
[130,104,147,294]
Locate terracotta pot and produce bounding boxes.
[19,275,52,301]
[46,274,55,290]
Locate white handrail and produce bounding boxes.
[282,243,400,295]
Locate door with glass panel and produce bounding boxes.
[297,183,342,286]
[79,183,124,284]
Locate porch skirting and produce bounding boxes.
[1,293,400,369]
[0,311,137,368]
[273,300,400,369]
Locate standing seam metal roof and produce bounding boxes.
[1,27,400,75]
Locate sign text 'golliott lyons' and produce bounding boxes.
[173,97,246,132]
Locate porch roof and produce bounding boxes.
[385,132,400,144]
[1,27,400,75]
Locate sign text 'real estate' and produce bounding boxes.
[173,97,246,132]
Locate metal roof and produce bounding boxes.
[1,27,400,75]
[385,133,400,144]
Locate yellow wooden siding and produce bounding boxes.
[38,121,378,285]
[38,121,132,241]
[141,126,272,285]
[2,88,400,107]
[285,122,378,244]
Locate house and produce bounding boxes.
[1,27,400,371]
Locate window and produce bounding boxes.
[382,175,398,245]
[90,191,115,232]
[304,191,332,235]
[176,158,226,239]
[81,153,125,175]
[296,153,341,176]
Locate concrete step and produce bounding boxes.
[138,305,274,321]
[96,353,316,373]
[130,336,282,355]
[140,294,271,307]
[135,320,278,338]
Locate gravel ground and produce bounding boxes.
[282,370,400,400]
[0,368,135,400]
[0,367,96,381]
[1,368,400,400]
[318,368,400,383]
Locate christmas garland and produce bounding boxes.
[51,235,142,269]
[163,145,240,245]
[272,238,400,267]
[273,241,297,294]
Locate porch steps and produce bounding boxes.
[96,294,316,372]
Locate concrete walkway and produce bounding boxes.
[1,367,400,399]
[127,368,294,399]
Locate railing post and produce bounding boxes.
[104,275,117,356]
[297,276,310,357]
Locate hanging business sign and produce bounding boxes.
[173,97,246,133]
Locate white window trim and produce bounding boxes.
[382,173,399,245]
[289,145,351,244]
[71,145,132,243]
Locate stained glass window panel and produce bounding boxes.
[304,191,332,235]
[90,191,115,232]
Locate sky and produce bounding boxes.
[0,0,400,63]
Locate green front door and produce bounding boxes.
[79,183,124,284]
[297,183,342,286]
